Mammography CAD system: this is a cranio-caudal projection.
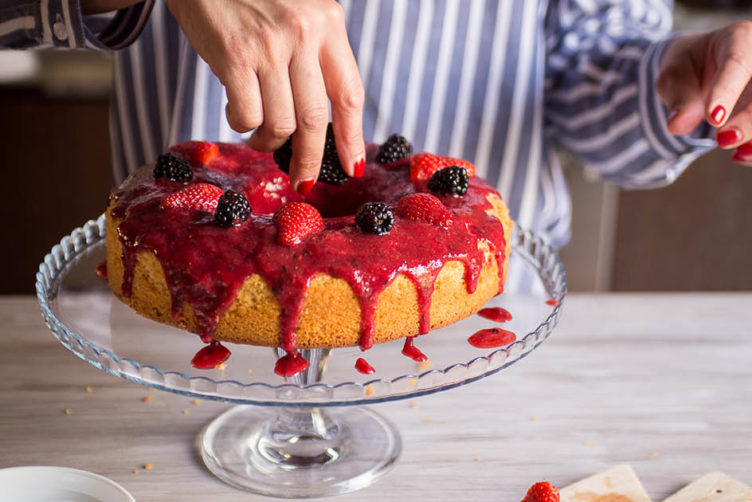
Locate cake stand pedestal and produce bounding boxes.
[36,216,566,498]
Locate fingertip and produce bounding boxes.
[709,104,728,126]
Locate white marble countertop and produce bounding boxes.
[1,293,751,501]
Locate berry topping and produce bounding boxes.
[375,134,412,165]
[161,183,224,213]
[396,193,454,227]
[409,153,476,181]
[273,123,348,185]
[427,166,469,197]
[214,191,251,227]
[274,202,325,245]
[154,153,193,182]
[521,482,560,502]
[169,141,220,166]
[355,202,394,235]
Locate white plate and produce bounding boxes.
[0,466,135,502]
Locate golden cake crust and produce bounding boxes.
[105,194,512,349]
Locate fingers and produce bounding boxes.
[248,67,296,153]
[321,29,366,177]
[224,70,263,133]
[705,22,752,127]
[732,142,752,165]
[655,57,705,136]
[287,49,329,194]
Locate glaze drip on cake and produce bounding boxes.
[107,141,511,374]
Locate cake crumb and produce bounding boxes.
[142,396,152,403]
[85,385,93,393]
[182,409,190,415]
[408,378,418,387]
[649,451,659,458]
[148,388,156,392]
[531,414,540,421]
[474,456,483,462]
[215,363,227,370]
[192,399,201,406]
[585,441,595,448]
[64,408,72,415]
[364,385,375,396]
[417,359,432,371]
[132,469,140,475]
[144,463,153,470]
[409,401,419,409]
[247,369,253,374]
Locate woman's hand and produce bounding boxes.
[656,22,752,165]
[165,0,366,193]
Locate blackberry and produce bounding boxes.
[427,166,469,197]
[355,202,394,235]
[154,153,192,182]
[214,191,251,227]
[272,123,348,185]
[375,134,412,164]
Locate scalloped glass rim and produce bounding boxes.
[36,215,566,407]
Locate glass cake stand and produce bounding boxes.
[36,215,566,499]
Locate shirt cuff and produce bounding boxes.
[41,0,154,49]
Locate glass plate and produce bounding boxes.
[36,214,565,407]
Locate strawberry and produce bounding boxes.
[395,193,454,227]
[274,202,324,245]
[162,183,224,213]
[169,141,220,166]
[521,482,560,502]
[409,152,476,181]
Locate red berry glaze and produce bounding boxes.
[191,341,230,369]
[521,482,560,502]
[161,183,224,213]
[396,193,454,227]
[468,327,516,348]
[170,140,220,166]
[409,152,476,181]
[274,202,325,246]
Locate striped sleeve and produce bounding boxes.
[0,0,153,50]
[543,0,715,189]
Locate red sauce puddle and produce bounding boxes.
[96,260,108,280]
[274,351,310,377]
[468,328,516,348]
[545,299,558,306]
[477,307,512,322]
[112,142,507,376]
[355,357,375,374]
[191,341,230,369]
[401,336,428,362]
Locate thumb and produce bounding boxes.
[655,56,705,136]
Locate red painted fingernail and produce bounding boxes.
[711,105,726,125]
[353,158,365,178]
[717,128,741,148]
[736,143,752,157]
[732,153,752,164]
[296,178,315,196]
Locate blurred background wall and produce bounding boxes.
[0,0,751,294]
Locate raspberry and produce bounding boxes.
[214,191,251,227]
[273,123,348,185]
[427,166,469,197]
[169,141,220,166]
[409,153,476,181]
[154,153,193,182]
[521,482,560,502]
[355,202,394,235]
[274,202,325,245]
[395,193,453,227]
[375,134,412,165]
[162,183,224,213]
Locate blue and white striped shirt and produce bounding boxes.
[1,0,716,246]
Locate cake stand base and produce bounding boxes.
[199,405,401,498]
